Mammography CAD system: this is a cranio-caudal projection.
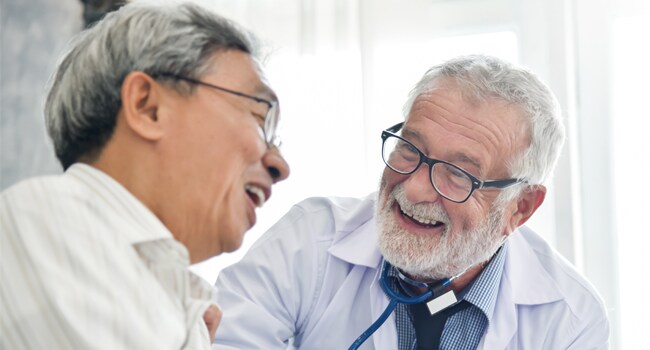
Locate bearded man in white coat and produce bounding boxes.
[213,55,609,349]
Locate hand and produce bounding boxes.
[203,304,222,342]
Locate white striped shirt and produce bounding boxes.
[1,164,215,349]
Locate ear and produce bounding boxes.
[506,185,546,232]
[120,71,165,141]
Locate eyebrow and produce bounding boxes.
[402,127,483,175]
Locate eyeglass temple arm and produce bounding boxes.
[481,178,526,189]
[154,73,272,107]
[386,122,404,134]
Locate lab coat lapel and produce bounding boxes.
[329,209,398,349]
[480,228,563,349]
[328,215,382,269]
[480,263,517,349]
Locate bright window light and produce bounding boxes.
[611,14,650,350]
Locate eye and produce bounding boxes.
[405,143,419,154]
[396,140,419,155]
[394,140,418,161]
[443,164,471,189]
[447,166,466,178]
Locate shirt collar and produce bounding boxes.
[66,163,175,245]
[383,242,506,322]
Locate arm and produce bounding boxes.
[213,204,328,349]
[566,308,610,350]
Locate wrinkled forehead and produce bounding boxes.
[405,82,530,178]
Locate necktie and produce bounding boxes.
[409,299,471,350]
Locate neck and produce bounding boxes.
[404,263,486,296]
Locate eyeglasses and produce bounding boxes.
[381,122,525,203]
[156,73,281,148]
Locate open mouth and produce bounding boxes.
[245,184,267,208]
[398,204,445,228]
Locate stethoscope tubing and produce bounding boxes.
[348,260,448,350]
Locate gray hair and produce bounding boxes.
[403,55,565,202]
[45,1,257,169]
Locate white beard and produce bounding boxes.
[376,182,507,280]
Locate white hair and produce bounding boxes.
[403,55,565,202]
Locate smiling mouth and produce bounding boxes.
[398,204,445,228]
[245,184,267,208]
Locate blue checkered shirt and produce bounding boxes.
[389,243,507,350]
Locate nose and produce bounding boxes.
[262,147,290,183]
[402,164,441,203]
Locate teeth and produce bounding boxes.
[245,185,266,208]
[400,207,440,226]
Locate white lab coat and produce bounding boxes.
[214,195,609,349]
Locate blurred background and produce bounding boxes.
[1,0,648,348]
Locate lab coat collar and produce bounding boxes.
[481,227,564,349]
[327,193,383,269]
[505,227,563,305]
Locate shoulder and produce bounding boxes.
[292,194,376,228]
[516,226,606,307]
[509,227,609,337]
[2,172,82,203]
[1,171,132,267]
[251,194,376,249]
[1,173,90,231]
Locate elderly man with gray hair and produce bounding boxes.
[0,1,289,349]
[213,55,609,349]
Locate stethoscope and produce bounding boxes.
[347,260,467,350]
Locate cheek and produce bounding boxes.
[234,127,267,165]
[447,200,489,233]
[379,167,403,194]
[217,131,266,175]
[378,169,396,206]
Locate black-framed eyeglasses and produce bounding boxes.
[156,73,281,148]
[381,122,526,203]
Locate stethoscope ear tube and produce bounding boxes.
[347,298,398,350]
[347,261,435,350]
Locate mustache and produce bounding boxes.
[390,183,451,224]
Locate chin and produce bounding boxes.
[376,182,508,280]
[220,229,246,254]
[220,243,242,254]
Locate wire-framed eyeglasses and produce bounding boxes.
[156,73,281,148]
[381,122,526,203]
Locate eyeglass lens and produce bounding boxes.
[381,135,473,202]
[264,103,279,147]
